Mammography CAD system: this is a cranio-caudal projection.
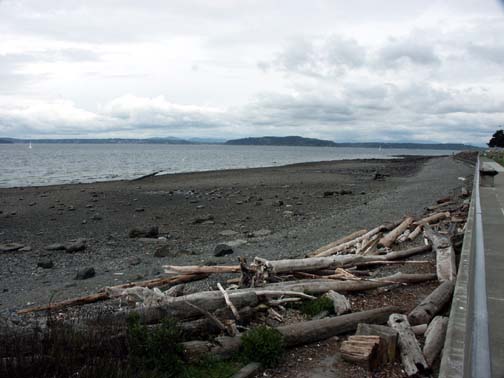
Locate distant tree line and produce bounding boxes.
[488,129,504,148]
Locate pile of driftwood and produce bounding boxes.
[13,193,469,376]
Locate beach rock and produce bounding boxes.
[65,238,87,253]
[227,239,248,248]
[45,243,66,251]
[192,214,214,224]
[219,230,238,237]
[75,267,95,280]
[128,226,159,238]
[135,208,145,212]
[91,213,102,221]
[19,246,32,252]
[127,256,142,266]
[323,191,336,197]
[0,243,25,253]
[37,259,54,269]
[251,229,272,237]
[214,243,234,257]
[272,200,284,207]
[153,245,171,258]
[339,189,353,195]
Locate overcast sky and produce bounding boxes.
[1,0,503,144]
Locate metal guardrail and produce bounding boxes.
[469,156,492,377]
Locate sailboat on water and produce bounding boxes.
[28,141,32,149]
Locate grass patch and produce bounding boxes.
[241,325,284,367]
[182,357,241,378]
[296,296,334,317]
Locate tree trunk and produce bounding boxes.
[423,316,448,366]
[408,281,454,326]
[388,314,430,377]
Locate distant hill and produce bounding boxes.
[225,136,480,150]
[225,136,337,147]
[0,137,193,144]
[0,138,14,143]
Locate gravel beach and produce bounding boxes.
[0,155,473,316]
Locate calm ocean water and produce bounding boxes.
[0,144,457,188]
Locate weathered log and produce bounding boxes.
[324,290,351,315]
[218,282,241,320]
[231,362,262,378]
[388,314,430,376]
[408,281,454,325]
[313,226,386,257]
[340,335,381,370]
[165,284,185,297]
[261,245,431,274]
[356,323,398,363]
[16,273,209,315]
[378,217,413,248]
[427,201,454,211]
[164,265,240,274]
[408,225,423,241]
[423,316,448,366]
[131,171,160,181]
[411,324,427,336]
[182,306,399,361]
[307,229,368,257]
[414,211,450,226]
[424,226,456,281]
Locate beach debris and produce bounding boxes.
[131,171,161,181]
[128,225,159,238]
[214,243,234,257]
[340,335,382,370]
[378,217,413,248]
[0,243,25,253]
[75,267,96,280]
[424,225,456,281]
[423,316,449,366]
[134,207,145,212]
[408,281,454,325]
[388,313,430,377]
[250,228,272,238]
[355,323,398,363]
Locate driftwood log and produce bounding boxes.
[414,211,450,226]
[423,316,448,366]
[388,314,430,377]
[356,323,398,363]
[424,225,456,281]
[182,306,399,362]
[312,226,386,257]
[340,335,381,370]
[307,229,368,257]
[16,273,209,315]
[378,217,413,248]
[408,280,454,325]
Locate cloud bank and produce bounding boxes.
[0,0,503,144]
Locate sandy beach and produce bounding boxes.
[0,155,473,315]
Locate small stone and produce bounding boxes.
[45,243,66,251]
[75,267,95,280]
[154,245,171,257]
[91,213,102,221]
[37,259,54,269]
[19,246,32,252]
[66,238,87,253]
[127,256,142,266]
[214,243,234,257]
[68,205,76,211]
[0,243,25,252]
[82,220,87,224]
[135,208,145,212]
[272,200,284,207]
[129,226,159,238]
[196,205,205,209]
[251,229,272,237]
[323,191,336,197]
[192,214,214,224]
[219,230,238,237]
[29,202,37,206]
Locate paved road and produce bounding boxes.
[480,158,504,377]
